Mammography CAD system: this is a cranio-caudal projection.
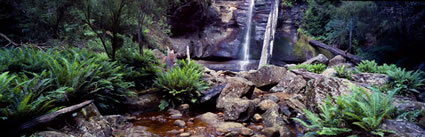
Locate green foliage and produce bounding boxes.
[355,60,378,73]
[393,109,425,123]
[293,96,351,136]
[155,60,208,110]
[387,68,424,94]
[0,48,51,74]
[117,45,162,89]
[334,65,353,80]
[377,64,399,74]
[290,64,326,74]
[294,86,396,136]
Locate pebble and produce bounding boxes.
[240,128,254,136]
[166,129,179,135]
[174,120,186,128]
[179,129,185,133]
[170,113,183,119]
[179,132,191,137]
[253,113,263,122]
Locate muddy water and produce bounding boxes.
[133,111,303,137]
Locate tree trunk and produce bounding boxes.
[137,14,144,55]
[309,40,362,64]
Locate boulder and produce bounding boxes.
[328,55,346,67]
[217,77,254,100]
[125,93,161,114]
[196,112,248,134]
[304,76,355,111]
[257,100,290,136]
[269,71,306,94]
[152,49,166,64]
[73,103,113,137]
[218,98,260,121]
[302,54,329,65]
[393,98,425,112]
[200,84,225,103]
[242,65,287,90]
[380,120,425,137]
[351,73,389,86]
[321,68,337,77]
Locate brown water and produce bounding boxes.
[133,111,303,137]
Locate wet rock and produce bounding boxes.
[264,94,280,102]
[197,112,246,133]
[269,71,306,94]
[380,120,425,137]
[226,127,254,136]
[302,54,329,65]
[242,65,287,90]
[125,126,160,137]
[167,129,180,135]
[352,73,389,86]
[179,132,191,137]
[328,55,346,67]
[259,100,290,136]
[174,120,186,128]
[104,115,128,129]
[252,88,266,99]
[125,93,161,114]
[197,112,221,125]
[200,84,225,103]
[170,114,183,119]
[32,131,70,137]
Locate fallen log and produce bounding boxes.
[309,40,362,64]
[18,100,93,132]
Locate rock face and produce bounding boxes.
[302,54,329,65]
[351,73,389,86]
[125,93,161,114]
[170,0,275,60]
[242,65,287,90]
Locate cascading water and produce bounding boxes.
[240,0,255,71]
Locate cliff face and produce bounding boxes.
[168,0,274,61]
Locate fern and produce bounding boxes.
[334,65,353,80]
[290,64,327,74]
[155,60,208,110]
[355,60,378,73]
[387,68,424,94]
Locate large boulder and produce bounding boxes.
[269,71,306,93]
[242,65,287,90]
[196,112,253,136]
[304,76,354,111]
[216,77,254,102]
[125,93,161,114]
[73,103,113,137]
[351,73,389,86]
[328,55,346,67]
[302,54,329,65]
[219,98,260,121]
[380,120,425,137]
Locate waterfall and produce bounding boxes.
[240,0,255,71]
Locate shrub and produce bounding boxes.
[117,47,162,89]
[0,72,62,130]
[355,60,378,73]
[387,68,424,94]
[294,86,396,136]
[290,64,327,74]
[334,65,353,80]
[377,64,399,74]
[0,48,52,74]
[155,60,208,110]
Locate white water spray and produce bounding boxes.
[240,0,255,70]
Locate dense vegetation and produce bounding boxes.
[299,0,425,69]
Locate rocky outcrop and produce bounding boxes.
[170,0,276,60]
